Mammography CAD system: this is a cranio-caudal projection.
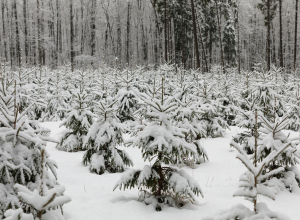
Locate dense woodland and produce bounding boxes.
[0,0,300,72]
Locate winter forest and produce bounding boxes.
[1,0,300,220]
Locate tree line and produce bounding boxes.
[0,0,299,72]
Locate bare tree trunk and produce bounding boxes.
[152,1,160,68]
[179,0,185,68]
[70,0,74,72]
[215,0,225,73]
[23,0,28,64]
[31,11,36,66]
[56,0,59,67]
[80,0,84,55]
[41,0,45,65]
[13,0,21,67]
[237,5,241,74]
[48,1,55,68]
[168,18,171,63]
[294,0,298,71]
[2,0,7,61]
[164,0,168,63]
[126,2,131,65]
[37,0,42,67]
[267,0,271,71]
[116,1,122,66]
[279,0,283,68]
[90,0,96,67]
[196,13,208,72]
[191,0,200,69]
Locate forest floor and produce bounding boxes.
[43,122,300,220]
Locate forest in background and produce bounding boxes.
[0,0,299,72]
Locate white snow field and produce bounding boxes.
[43,122,300,220]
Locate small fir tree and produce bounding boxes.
[214,110,292,219]
[114,78,203,211]
[174,98,209,167]
[0,76,67,217]
[83,100,133,174]
[115,69,142,124]
[6,150,71,220]
[58,92,94,152]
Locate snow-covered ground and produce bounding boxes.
[43,122,300,220]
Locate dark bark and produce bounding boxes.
[56,0,59,67]
[267,0,271,71]
[2,0,7,61]
[237,6,241,74]
[279,0,283,68]
[23,0,28,64]
[37,0,42,67]
[294,0,298,70]
[70,0,74,72]
[80,0,84,54]
[215,0,225,73]
[126,2,131,65]
[191,0,200,69]
[90,0,96,66]
[13,0,21,67]
[117,2,122,66]
[196,13,208,72]
[164,0,168,63]
[41,0,45,65]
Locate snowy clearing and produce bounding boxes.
[43,122,300,220]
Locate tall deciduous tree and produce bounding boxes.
[279,0,283,68]
[215,0,225,73]
[23,0,28,64]
[13,0,21,67]
[258,0,278,71]
[295,0,299,70]
[70,0,74,71]
[191,0,200,69]
[90,0,96,66]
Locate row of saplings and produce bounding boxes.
[58,81,300,219]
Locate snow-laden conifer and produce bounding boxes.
[115,69,142,124]
[114,78,203,211]
[193,77,229,137]
[42,71,70,121]
[58,91,94,152]
[233,96,259,154]
[174,97,208,167]
[213,110,293,219]
[214,74,239,125]
[287,80,300,131]
[83,100,133,174]
[6,149,71,220]
[0,74,69,218]
[252,69,286,120]
[257,113,300,190]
